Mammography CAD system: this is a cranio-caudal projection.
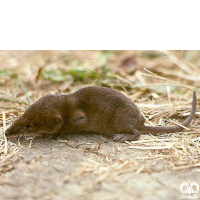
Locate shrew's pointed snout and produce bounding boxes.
[5,126,17,137]
[5,127,12,137]
[5,121,23,137]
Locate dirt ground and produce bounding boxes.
[0,50,200,200]
[0,134,199,200]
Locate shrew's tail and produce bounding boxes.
[139,92,197,134]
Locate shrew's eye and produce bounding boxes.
[73,117,84,124]
[25,124,31,130]
[21,124,31,132]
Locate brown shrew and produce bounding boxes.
[5,86,197,142]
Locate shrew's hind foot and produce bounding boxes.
[113,130,140,142]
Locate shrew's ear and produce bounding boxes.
[53,115,63,131]
[55,115,63,124]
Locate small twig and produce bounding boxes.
[0,147,22,165]
[3,112,8,155]
[0,97,29,105]
[113,74,133,86]
[128,144,174,150]
[167,119,190,130]
[172,162,200,170]
[17,76,32,105]
[129,138,178,144]
[142,68,195,91]
[160,50,194,75]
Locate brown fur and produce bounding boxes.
[5,86,197,142]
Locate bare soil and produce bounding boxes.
[1,133,199,200]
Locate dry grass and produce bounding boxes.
[0,50,200,173]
